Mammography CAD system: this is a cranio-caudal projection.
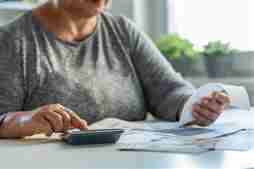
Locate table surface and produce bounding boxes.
[1,109,254,169]
[1,140,254,169]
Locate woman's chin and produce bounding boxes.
[83,8,105,17]
[68,6,104,17]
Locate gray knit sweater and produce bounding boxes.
[0,12,195,124]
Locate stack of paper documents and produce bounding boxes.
[116,122,250,154]
[90,117,253,154]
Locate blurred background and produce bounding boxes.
[0,0,254,105]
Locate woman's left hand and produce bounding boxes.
[192,91,230,126]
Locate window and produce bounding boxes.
[168,0,254,50]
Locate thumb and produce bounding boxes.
[32,115,54,136]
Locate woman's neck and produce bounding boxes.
[33,2,98,42]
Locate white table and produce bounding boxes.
[1,139,254,169]
[1,109,254,169]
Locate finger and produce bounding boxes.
[193,104,218,122]
[198,104,219,121]
[39,104,68,132]
[43,111,64,133]
[53,104,88,130]
[49,104,71,131]
[54,109,71,132]
[70,113,88,130]
[192,111,210,126]
[80,119,88,130]
[63,107,88,130]
[70,114,88,130]
[201,96,212,101]
[212,92,230,105]
[34,116,54,136]
[201,98,223,116]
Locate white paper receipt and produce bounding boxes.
[179,83,250,126]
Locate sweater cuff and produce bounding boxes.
[176,94,192,121]
[0,112,7,127]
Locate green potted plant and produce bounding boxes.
[156,33,206,77]
[203,40,239,77]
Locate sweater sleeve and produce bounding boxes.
[0,29,25,113]
[119,16,196,121]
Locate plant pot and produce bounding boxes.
[168,57,207,77]
[204,55,233,78]
[231,51,254,77]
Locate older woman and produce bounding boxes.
[0,0,229,138]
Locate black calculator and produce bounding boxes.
[63,129,124,145]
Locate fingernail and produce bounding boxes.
[64,107,74,113]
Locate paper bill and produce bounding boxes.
[179,83,251,126]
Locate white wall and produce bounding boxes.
[110,0,167,40]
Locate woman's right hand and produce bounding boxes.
[0,104,88,138]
